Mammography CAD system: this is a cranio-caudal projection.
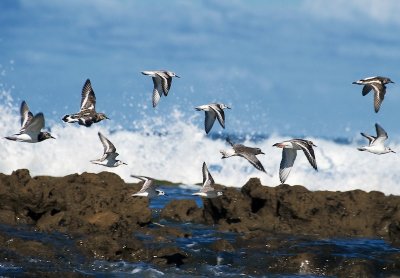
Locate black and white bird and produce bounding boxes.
[62,79,109,127]
[5,101,55,143]
[91,132,127,167]
[131,175,166,198]
[352,76,394,113]
[358,123,395,155]
[273,139,318,184]
[220,138,268,174]
[195,103,231,134]
[192,162,223,198]
[141,70,180,107]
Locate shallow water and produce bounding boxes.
[0,185,399,277]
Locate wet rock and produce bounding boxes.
[204,177,400,241]
[0,232,55,260]
[210,239,234,252]
[0,170,151,237]
[78,234,149,262]
[0,169,154,263]
[152,246,188,267]
[139,226,192,243]
[160,199,203,222]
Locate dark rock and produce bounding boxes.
[210,239,234,252]
[160,199,203,222]
[152,246,188,267]
[204,177,400,241]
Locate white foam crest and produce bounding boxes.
[1,90,400,195]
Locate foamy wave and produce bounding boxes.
[1,90,399,195]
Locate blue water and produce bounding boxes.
[0,185,399,277]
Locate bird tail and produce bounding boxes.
[220,150,231,158]
[4,136,17,141]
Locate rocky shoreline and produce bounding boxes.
[0,169,399,276]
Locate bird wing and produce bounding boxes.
[209,104,226,129]
[239,152,266,173]
[362,85,372,96]
[152,77,162,107]
[360,132,376,145]
[202,162,215,189]
[204,110,217,134]
[156,72,171,96]
[98,132,116,154]
[131,175,154,193]
[80,79,96,111]
[24,113,45,134]
[279,148,297,184]
[226,137,235,147]
[373,123,388,145]
[370,83,385,113]
[19,101,34,132]
[292,140,318,170]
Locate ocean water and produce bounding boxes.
[0,88,399,196]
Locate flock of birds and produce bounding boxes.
[3,72,396,198]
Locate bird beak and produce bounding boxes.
[51,135,56,139]
[273,143,282,148]
[390,81,395,83]
[260,151,265,155]
[392,150,396,153]
[227,106,231,109]
[175,75,180,78]
[123,162,128,165]
[352,81,358,84]
[106,116,110,120]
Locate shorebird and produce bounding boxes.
[358,123,395,155]
[5,101,55,143]
[141,70,180,107]
[131,175,166,198]
[195,103,231,134]
[62,79,109,127]
[352,76,394,113]
[91,132,127,167]
[192,162,223,198]
[220,138,268,174]
[273,139,318,184]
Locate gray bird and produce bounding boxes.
[141,70,180,107]
[352,76,394,113]
[220,138,268,174]
[195,103,231,134]
[5,101,54,143]
[192,162,223,198]
[273,139,318,184]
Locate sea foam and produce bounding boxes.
[0,90,399,195]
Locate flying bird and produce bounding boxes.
[131,175,166,198]
[195,103,231,134]
[352,76,394,113]
[273,139,318,184]
[192,162,223,198]
[91,132,127,167]
[5,101,54,143]
[62,79,109,127]
[220,138,268,174]
[141,70,180,107]
[358,123,395,155]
